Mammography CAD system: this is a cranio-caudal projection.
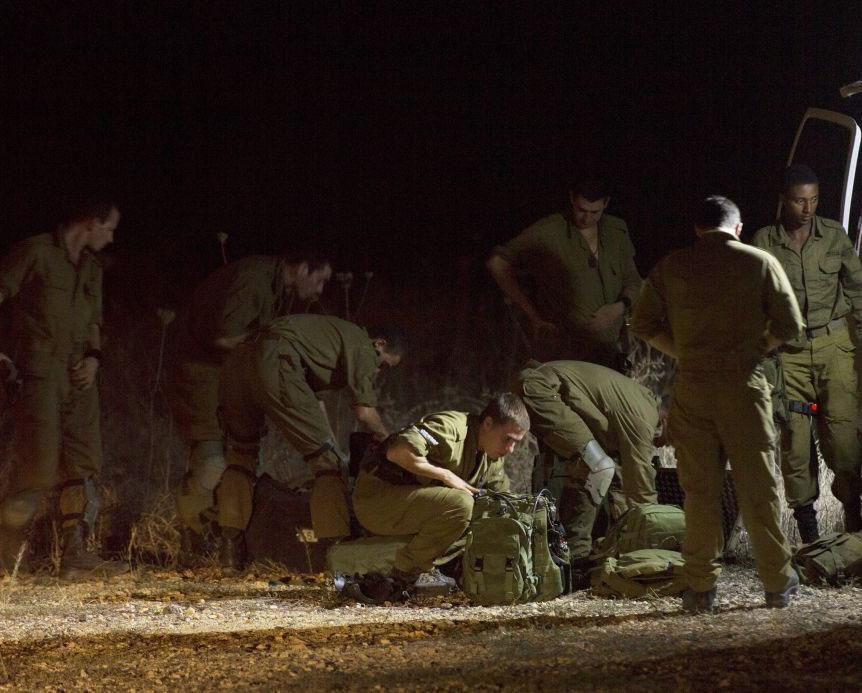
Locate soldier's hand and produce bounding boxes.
[529,315,559,340]
[585,302,625,333]
[70,357,99,389]
[443,471,479,496]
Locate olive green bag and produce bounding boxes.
[462,490,572,605]
[594,503,686,558]
[591,549,687,598]
[792,532,862,585]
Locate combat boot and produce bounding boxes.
[0,526,30,576]
[59,524,130,580]
[178,526,213,569]
[682,587,716,614]
[413,568,458,596]
[793,504,820,545]
[219,528,246,576]
[570,556,594,591]
[843,499,862,533]
[765,571,799,609]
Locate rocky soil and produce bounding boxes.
[0,562,859,691]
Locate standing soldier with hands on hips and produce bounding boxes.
[631,195,804,613]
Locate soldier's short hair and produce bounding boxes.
[480,393,530,431]
[282,247,332,273]
[368,323,407,356]
[694,195,741,231]
[54,191,118,226]
[783,164,819,192]
[569,177,611,202]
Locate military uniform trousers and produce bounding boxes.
[218,338,349,538]
[167,357,228,534]
[0,358,101,530]
[523,383,657,558]
[669,368,795,593]
[778,327,861,509]
[352,471,474,573]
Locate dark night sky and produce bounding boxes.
[1,3,860,308]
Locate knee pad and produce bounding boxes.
[189,440,227,492]
[1,490,41,528]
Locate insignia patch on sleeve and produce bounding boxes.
[417,427,439,446]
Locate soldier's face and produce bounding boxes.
[87,207,120,252]
[293,263,332,301]
[569,194,608,230]
[479,418,527,459]
[375,344,402,373]
[782,183,819,228]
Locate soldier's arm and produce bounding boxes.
[620,227,643,301]
[353,405,389,441]
[486,254,556,336]
[763,256,803,347]
[630,269,677,358]
[836,231,862,328]
[386,439,478,494]
[211,333,249,351]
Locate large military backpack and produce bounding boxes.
[461,490,572,606]
[594,503,686,558]
[591,549,687,598]
[792,532,862,585]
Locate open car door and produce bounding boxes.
[786,107,861,250]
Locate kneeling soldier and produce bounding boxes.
[217,314,403,572]
[353,393,529,584]
[512,359,664,578]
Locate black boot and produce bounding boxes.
[793,504,820,545]
[0,525,30,576]
[843,499,862,533]
[178,527,214,569]
[219,528,246,575]
[59,524,130,580]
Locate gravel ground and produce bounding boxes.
[0,562,859,690]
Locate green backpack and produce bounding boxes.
[594,503,686,558]
[462,490,572,606]
[792,532,862,585]
[591,549,687,598]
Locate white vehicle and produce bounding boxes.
[787,80,862,250]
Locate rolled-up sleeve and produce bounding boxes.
[630,264,668,342]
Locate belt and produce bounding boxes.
[804,318,847,340]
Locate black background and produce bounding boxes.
[1,3,860,306]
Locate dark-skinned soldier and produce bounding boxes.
[167,250,332,564]
[216,314,404,573]
[751,164,862,542]
[353,393,528,586]
[511,359,663,581]
[487,178,641,369]
[0,195,129,579]
[632,195,803,613]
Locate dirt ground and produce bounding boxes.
[0,562,859,691]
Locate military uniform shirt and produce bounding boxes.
[751,216,862,346]
[631,231,803,371]
[0,231,102,369]
[495,213,640,342]
[185,255,289,358]
[395,411,510,490]
[266,314,381,407]
[516,360,659,462]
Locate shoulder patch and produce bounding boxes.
[417,427,439,446]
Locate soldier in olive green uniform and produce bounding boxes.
[216,314,403,572]
[0,197,128,578]
[353,394,529,578]
[168,252,332,560]
[512,360,661,564]
[487,178,641,368]
[632,196,804,612]
[751,165,862,539]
